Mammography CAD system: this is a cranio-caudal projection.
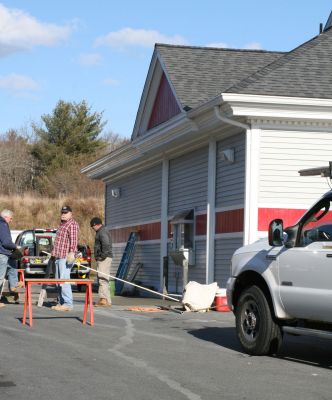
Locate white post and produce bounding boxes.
[206,138,216,284]
[160,158,169,291]
[244,127,260,245]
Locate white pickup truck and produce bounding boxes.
[227,163,332,355]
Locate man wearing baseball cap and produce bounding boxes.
[51,205,79,311]
[90,217,113,307]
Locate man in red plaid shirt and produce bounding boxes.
[51,205,79,311]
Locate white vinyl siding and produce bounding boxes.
[105,164,162,227]
[216,132,245,208]
[214,237,243,287]
[168,146,208,215]
[259,130,332,206]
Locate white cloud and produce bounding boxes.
[206,42,229,48]
[0,4,73,56]
[243,42,263,50]
[0,73,40,92]
[95,27,188,48]
[79,53,102,66]
[206,41,263,50]
[103,78,120,86]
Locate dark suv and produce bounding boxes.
[15,229,91,288]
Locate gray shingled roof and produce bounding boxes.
[226,28,332,98]
[156,44,284,109]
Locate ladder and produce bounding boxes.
[115,231,138,294]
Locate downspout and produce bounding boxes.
[206,137,216,284]
[160,158,169,292]
[213,105,255,248]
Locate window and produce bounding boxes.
[301,199,332,245]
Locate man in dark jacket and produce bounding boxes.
[90,217,112,307]
[0,209,20,308]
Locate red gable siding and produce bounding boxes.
[148,73,181,129]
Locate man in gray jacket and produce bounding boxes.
[90,217,113,307]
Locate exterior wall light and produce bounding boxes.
[220,148,235,163]
[111,188,121,198]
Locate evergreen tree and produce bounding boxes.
[31,99,108,195]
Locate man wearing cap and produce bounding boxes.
[90,217,112,307]
[51,205,79,311]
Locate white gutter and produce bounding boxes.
[213,105,250,130]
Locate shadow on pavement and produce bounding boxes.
[17,316,83,324]
[277,335,332,369]
[188,327,332,369]
[187,327,242,352]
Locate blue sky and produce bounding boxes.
[0,1,331,139]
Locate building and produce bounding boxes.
[83,15,332,293]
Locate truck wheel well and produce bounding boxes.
[233,271,274,315]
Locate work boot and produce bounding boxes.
[95,298,111,307]
[51,304,72,311]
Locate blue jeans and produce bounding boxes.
[6,259,18,290]
[55,258,73,307]
[0,254,8,282]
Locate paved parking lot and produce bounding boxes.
[1,290,332,400]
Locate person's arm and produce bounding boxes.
[0,225,16,251]
[99,229,112,259]
[65,221,79,263]
[68,221,79,253]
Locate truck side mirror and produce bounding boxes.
[268,219,284,247]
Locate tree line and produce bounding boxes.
[0,100,128,198]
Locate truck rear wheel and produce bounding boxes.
[236,286,282,356]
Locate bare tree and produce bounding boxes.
[101,131,130,155]
[0,130,35,194]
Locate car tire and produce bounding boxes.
[236,285,282,356]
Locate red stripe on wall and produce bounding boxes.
[258,208,332,231]
[168,222,172,239]
[258,208,306,231]
[196,214,207,235]
[110,209,245,243]
[215,209,244,233]
[110,222,161,243]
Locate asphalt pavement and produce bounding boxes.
[0,288,332,400]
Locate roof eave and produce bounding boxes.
[221,93,332,120]
[82,92,332,181]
